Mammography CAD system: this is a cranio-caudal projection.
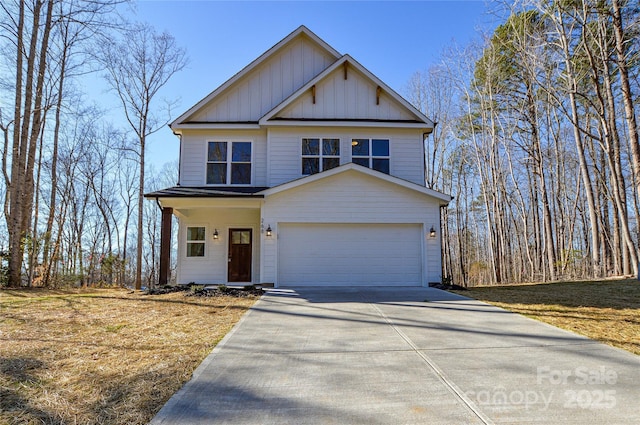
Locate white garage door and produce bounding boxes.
[278,223,423,287]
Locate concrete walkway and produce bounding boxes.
[151,287,640,424]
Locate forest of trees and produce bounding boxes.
[408,0,639,286]
[0,0,186,289]
[1,0,638,288]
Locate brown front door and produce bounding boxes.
[228,229,252,282]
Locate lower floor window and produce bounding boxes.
[186,226,205,257]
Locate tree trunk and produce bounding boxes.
[135,135,145,290]
[556,9,601,277]
[43,25,68,287]
[7,0,27,286]
[611,0,640,276]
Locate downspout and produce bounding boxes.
[440,196,454,285]
[423,122,437,188]
[439,204,445,285]
[171,127,182,186]
[422,131,429,186]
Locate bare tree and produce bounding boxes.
[0,0,123,287]
[99,23,187,289]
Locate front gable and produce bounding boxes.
[172,26,340,129]
[260,56,433,129]
[261,163,451,205]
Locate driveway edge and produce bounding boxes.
[150,293,268,425]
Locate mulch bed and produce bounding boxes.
[146,284,264,298]
[429,283,467,290]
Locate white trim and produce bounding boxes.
[261,120,431,129]
[301,137,341,176]
[204,140,254,186]
[258,163,452,205]
[172,123,261,132]
[351,138,390,173]
[184,224,208,260]
[259,55,434,128]
[171,26,341,127]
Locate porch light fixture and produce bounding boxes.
[429,227,436,238]
[266,225,272,237]
[213,229,219,240]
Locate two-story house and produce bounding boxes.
[146,26,452,288]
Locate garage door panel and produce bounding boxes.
[278,223,422,287]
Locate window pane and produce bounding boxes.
[232,142,251,162]
[323,139,340,156]
[372,139,389,156]
[231,231,251,245]
[323,157,340,171]
[187,242,205,257]
[302,158,319,175]
[231,163,251,184]
[208,142,227,161]
[372,158,390,174]
[207,163,226,184]
[353,158,369,167]
[187,227,205,241]
[302,138,319,155]
[351,139,369,156]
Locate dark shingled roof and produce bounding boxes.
[144,186,268,198]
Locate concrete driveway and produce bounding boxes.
[151,287,640,424]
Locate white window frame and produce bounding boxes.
[186,225,206,258]
[301,137,341,175]
[351,138,390,174]
[205,140,253,186]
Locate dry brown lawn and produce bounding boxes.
[457,279,640,355]
[0,288,259,425]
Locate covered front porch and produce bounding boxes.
[145,187,267,286]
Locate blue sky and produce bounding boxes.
[124,1,497,172]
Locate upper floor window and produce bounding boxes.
[302,138,340,175]
[351,138,389,174]
[207,141,252,185]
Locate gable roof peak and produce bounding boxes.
[280,25,341,57]
[171,26,341,128]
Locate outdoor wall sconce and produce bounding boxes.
[266,225,272,237]
[213,229,219,240]
[429,227,436,238]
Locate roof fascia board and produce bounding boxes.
[154,197,264,210]
[259,163,452,204]
[171,26,341,127]
[261,120,431,129]
[344,55,434,127]
[171,123,262,132]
